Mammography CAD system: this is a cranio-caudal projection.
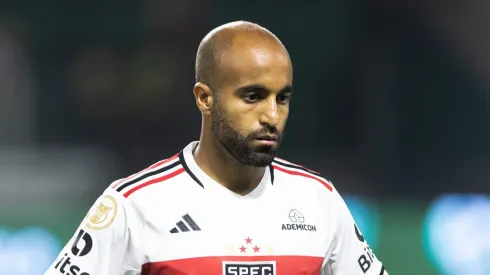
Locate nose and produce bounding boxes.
[259,97,280,127]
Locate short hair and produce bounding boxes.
[195,21,281,90]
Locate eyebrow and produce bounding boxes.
[236,84,293,94]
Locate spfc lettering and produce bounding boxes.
[223,261,276,275]
[282,223,316,231]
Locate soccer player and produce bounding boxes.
[45,21,387,275]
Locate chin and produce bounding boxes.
[240,151,276,167]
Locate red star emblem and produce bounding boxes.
[253,245,260,253]
[245,237,252,244]
[239,245,247,253]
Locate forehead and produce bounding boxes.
[218,36,293,91]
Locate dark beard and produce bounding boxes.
[210,104,282,167]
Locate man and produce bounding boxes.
[45,21,387,275]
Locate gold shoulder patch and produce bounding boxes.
[86,195,118,230]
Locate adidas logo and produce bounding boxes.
[169,214,201,233]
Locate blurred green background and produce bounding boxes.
[0,0,489,274]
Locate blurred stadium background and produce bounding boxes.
[0,0,489,274]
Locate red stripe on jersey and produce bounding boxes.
[149,153,179,169]
[141,255,323,275]
[123,167,185,198]
[274,157,320,174]
[272,165,333,191]
[112,154,179,189]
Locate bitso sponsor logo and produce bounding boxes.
[71,229,92,257]
[223,261,276,275]
[354,224,377,273]
[282,209,316,231]
[54,253,90,275]
[52,229,94,275]
[86,195,117,230]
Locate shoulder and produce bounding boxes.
[271,158,352,220]
[271,157,334,193]
[90,153,189,225]
[271,157,347,223]
[108,152,188,200]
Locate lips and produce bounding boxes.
[254,136,278,147]
[255,135,278,141]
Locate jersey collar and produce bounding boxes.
[179,141,275,198]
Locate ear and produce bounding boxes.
[193,82,214,116]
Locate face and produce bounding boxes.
[209,37,293,167]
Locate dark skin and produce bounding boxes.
[193,27,293,195]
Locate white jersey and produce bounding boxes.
[45,141,387,275]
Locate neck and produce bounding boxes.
[194,133,266,196]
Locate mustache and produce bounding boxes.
[248,126,282,140]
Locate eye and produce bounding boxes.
[244,93,260,102]
[277,94,291,104]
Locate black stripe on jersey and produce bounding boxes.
[116,160,181,192]
[379,266,385,275]
[273,159,324,178]
[268,164,275,185]
[182,214,201,231]
[179,150,205,188]
[176,221,190,232]
[169,227,179,234]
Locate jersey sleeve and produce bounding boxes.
[323,191,388,275]
[44,187,142,275]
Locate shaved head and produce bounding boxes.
[195,21,287,90]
